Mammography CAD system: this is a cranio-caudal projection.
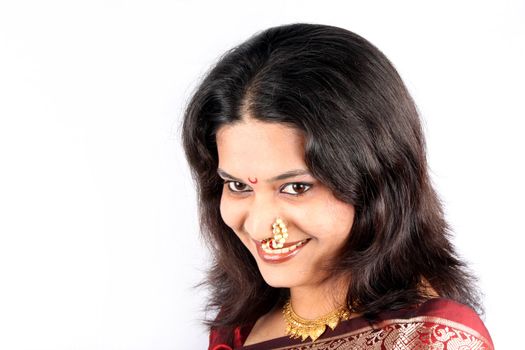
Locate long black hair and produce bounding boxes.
[181,23,482,331]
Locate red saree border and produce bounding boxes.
[269,315,493,350]
[226,298,493,350]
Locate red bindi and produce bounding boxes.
[248,176,258,184]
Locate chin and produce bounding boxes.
[262,277,297,288]
[257,266,304,288]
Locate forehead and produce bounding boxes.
[216,119,306,174]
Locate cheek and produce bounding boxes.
[337,204,355,234]
[220,195,252,249]
[219,193,242,231]
[332,206,355,244]
[304,201,355,241]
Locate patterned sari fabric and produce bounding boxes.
[209,298,493,350]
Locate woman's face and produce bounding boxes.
[216,118,355,288]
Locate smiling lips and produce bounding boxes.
[255,238,310,263]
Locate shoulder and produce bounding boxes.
[209,323,254,350]
[415,298,492,341]
[372,298,494,350]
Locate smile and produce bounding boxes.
[254,238,311,264]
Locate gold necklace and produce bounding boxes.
[282,299,351,342]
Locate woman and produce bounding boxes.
[182,23,493,349]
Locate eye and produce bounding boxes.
[225,181,251,193]
[280,183,312,195]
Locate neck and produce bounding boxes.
[288,276,349,319]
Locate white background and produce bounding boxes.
[0,1,523,349]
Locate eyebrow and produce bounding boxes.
[217,168,312,183]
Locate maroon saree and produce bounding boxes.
[209,298,493,350]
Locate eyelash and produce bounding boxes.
[223,181,312,196]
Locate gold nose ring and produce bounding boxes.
[271,218,288,249]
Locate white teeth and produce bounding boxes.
[261,239,308,255]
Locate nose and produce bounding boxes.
[244,195,280,242]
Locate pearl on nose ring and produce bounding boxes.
[270,218,288,249]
